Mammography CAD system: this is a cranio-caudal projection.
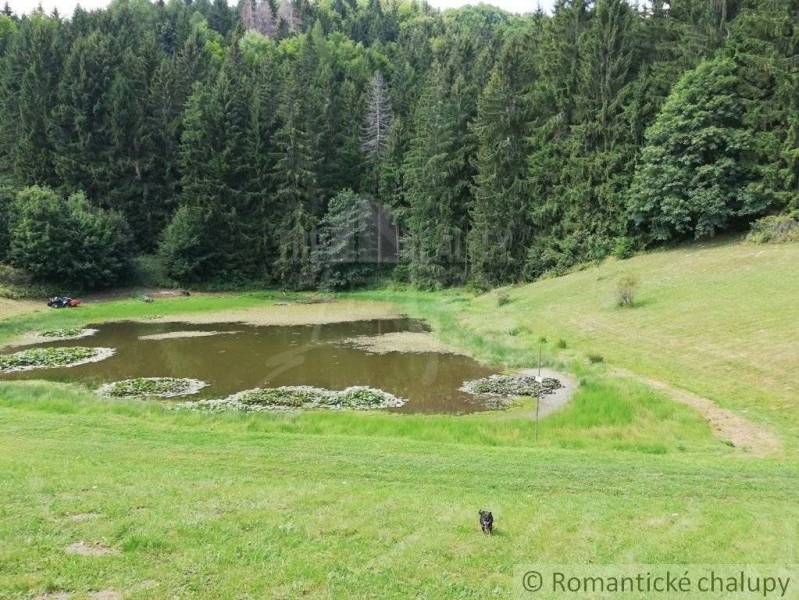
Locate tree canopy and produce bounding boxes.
[0,0,796,290]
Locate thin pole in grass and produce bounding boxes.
[535,336,546,442]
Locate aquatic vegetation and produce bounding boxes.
[332,386,406,408]
[461,375,561,398]
[0,346,114,373]
[236,386,325,408]
[179,385,406,412]
[98,377,208,399]
[41,327,84,337]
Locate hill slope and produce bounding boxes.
[458,240,798,442]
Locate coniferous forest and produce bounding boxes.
[0,0,797,291]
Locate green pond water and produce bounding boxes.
[1,319,498,413]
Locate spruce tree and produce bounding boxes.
[468,61,533,288]
[2,14,62,187]
[271,48,321,287]
[563,0,641,259]
[403,69,468,288]
[52,31,116,201]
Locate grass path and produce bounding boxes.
[612,367,782,457]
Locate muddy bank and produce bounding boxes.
[138,330,238,341]
[140,299,402,327]
[517,368,579,418]
[6,328,98,348]
[341,331,464,355]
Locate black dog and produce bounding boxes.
[479,510,494,535]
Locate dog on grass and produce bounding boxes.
[479,510,494,535]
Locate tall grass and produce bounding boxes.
[0,376,718,455]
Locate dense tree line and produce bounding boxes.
[0,0,797,290]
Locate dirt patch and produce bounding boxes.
[341,331,464,355]
[141,300,402,327]
[33,593,71,600]
[65,541,119,556]
[0,297,43,320]
[90,591,123,600]
[138,330,238,341]
[614,368,782,457]
[517,368,579,418]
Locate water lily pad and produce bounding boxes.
[98,377,208,399]
[460,374,561,397]
[0,347,114,373]
[178,385,406,412]
[41,327,96,339]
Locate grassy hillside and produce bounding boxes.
[355,239,799,444]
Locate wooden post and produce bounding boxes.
[538,340,542,378]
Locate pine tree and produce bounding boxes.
[52,31,116,200]
[173,52,262,280]
[724,0,799,211]
[105,49,152,246]
[563,0,641,258]
[403,70,468,288]
[255,0,276,37]
[246,54,281,270]
[468,59,534,288]
[271,51,321,287]
[209,0,233,36]
[1,14,62,187]
[313,189,378,289]
[241,0,276,37]
[524,0,591,277]
[361,71,392,161]
[143,57,185,245]
[0,11,15,57]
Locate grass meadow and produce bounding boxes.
[1,239,798,597]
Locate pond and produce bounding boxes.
[1,319,499,413]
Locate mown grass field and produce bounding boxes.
[1,239,798,598]
[1,384,797,599]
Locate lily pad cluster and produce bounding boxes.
[98,377,208,399]
[461,375,561,398]
[41,327,84,337]
[0,346,114,373]
[38,328,98,340]
[179,385,406,412]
